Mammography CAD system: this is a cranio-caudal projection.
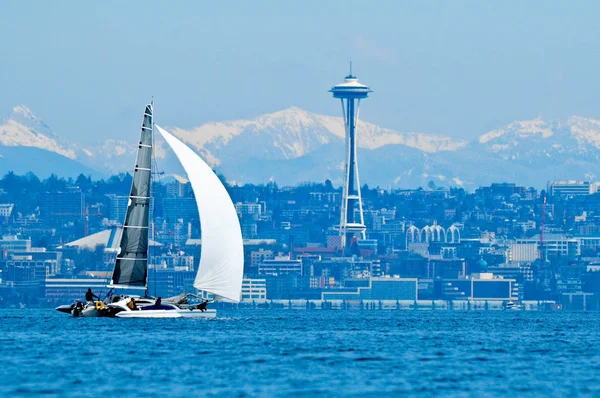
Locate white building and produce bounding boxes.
[241,279,267,301]
[510,235,580,262]
[258,255,302,276]
[0,235,31,252]
[547,180,595,197]
[508,241,538,263]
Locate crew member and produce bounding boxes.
[85,288,99,302]
[154,297,163,310]
[198,299,209,312]
[127,297,138,310]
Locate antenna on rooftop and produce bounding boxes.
[349,61,353,76]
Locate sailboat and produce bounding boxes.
[56,103,244,318]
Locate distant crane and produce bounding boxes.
[52,205,102,236]
[539,191,547,264]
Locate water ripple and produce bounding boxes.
[1,309,599,397]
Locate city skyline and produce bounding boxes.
[2,169,598,313]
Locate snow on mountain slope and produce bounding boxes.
[474,116,600,163]
[168,107,467,166]
[89,137,169,173]
[0,105,173,175]
[479,118,555,145]
[0,105,469,180]
[0,105,105,177]
[163,112,600,187]
[0,106,77,159]
[568,116,600,150]
[313,109,466,152]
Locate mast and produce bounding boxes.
[109,104,153,290]
[151,100,158,297]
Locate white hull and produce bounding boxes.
[108,297,217,319]
[116,310,182,318]
[115,309,216,318]
[81,306,103,317]
[177,309,216,318]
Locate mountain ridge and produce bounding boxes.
[3,105,600,188]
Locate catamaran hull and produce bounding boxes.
[55,304,73,314]
[55,302,110,317]
[177,309,216,318]
[55,301,125,318]
[81,307,103,317]
[54,297,216,319]
[115,309,217,319]
[116,310,182,318]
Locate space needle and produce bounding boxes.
[329,64,372,250]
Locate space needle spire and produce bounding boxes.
[329,66,372,251]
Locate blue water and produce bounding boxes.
[2,310,600,397]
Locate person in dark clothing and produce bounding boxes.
[85,288,99,302]
[197,299,209,312]
[154,297,163,310]
[73,301,84,317]
[140,297,171,311]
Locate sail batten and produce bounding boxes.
[155,125,244,303]
[110,104,153,289]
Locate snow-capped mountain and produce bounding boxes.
[170,107,466,167]
[462,116,600,184]
[0,105,76,159]
[4,104,600,189]
[167,108,600,188]
[474,117,600,162]
[0,106,99,177]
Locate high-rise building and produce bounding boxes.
[107,194,129,223]
[39,190,84,221]
[330,66,372,249]
[165,180,191,198]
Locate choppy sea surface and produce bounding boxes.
[2,309,600,397]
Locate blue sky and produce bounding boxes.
[1,1,599,144]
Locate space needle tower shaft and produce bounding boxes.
[329,65,372,250]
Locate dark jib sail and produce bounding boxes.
[110,104,153,288]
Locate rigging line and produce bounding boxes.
[151,118,158,298]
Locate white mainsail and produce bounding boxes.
[155,125,244,302]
